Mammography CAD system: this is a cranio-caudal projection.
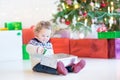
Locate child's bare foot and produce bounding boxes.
[57,61,68,75]
[72,59,86,73]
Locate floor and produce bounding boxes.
[0,58,120,80]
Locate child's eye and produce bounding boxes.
[42,35,49,38]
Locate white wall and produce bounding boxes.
[0,0,57,28]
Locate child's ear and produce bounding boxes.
[34,32,38,37]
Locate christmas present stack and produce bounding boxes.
[52,0,120,59]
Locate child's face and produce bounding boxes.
[36,28,51,43]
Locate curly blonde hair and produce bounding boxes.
[34,21,52,33]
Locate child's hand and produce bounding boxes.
[37,47,47,55]
[37,46,44,54]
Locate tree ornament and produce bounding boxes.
[60,18,65,23]
[65,20,71,25]
[77,16,81,21]
[74,0,80,9]
[65,5,70,9]
[83,11,87,17]
[84,19,88,26]
[116,8,120,12]
[108,6,110,13]
[57,7,62,11]
[72,16,77,26]
[100,1,107,8]
[90,2,94,11]
[90,1,94,6]
[97,26,107,32]
[79,10,82,15]
[74,4,80,9]
[97,23,107,32]
[94,2,100,9]
[61,2,66,10]
[64,15,68,19]
[65,0,73,5]
[79,33,85,39]
[109,17,114,28]
[110,1,114,6]
[92,17,98,24]
[111,6,114,13]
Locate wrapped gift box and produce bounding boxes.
[90,39,108,58]
[40,54,78,69]
[5,22,22,30]
[98,31,120,39]
[22,28,34,44]
[50,38,70,54]
[0,28,8,31]
[115,39,120,59]
[108,38,120,59]
[70,39,92,57]
[22,44,30,60]
[70,39,108,58]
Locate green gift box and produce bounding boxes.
[98,31,120,39]
[22,44,30,60]
[5,22,22,30]
[115,31,120,38]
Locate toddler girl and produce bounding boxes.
[26,21,86,75]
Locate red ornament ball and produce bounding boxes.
[100,3,107,8]
[83,11,87,17]
[65,20,71,25]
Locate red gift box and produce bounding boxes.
[108,39,115,58]
[70,39,92,57]
[108,39,120,59]
[22,28,34,44]
[50,38,70,54]
[70,39,108,58]
[90,39,108,58]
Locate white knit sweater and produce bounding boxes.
[26,38,54,68]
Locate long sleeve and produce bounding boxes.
[26,44,43,55]
[26,38,54,68]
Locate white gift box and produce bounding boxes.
[40,53,78,69]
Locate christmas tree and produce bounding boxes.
[52,0,120,35]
